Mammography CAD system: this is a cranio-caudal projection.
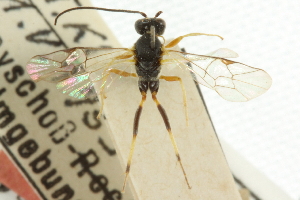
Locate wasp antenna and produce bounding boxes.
[155,11,163,18]
[54,6,147,25]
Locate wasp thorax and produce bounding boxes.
[135,18,166,35]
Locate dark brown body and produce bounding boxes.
[122,15,190,192]
[134,26,163,94]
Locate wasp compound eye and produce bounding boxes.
[154,18,166,35]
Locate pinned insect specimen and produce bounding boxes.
[26,7,272,192]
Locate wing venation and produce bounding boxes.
[26,47,136,100]
[161,49,272,101]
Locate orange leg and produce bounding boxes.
[106,68,138,78]
[97,69,137,119]
[165,33,223,48]
[159,75,188,126]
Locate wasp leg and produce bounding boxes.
[165,33,223,48]
[151,91,192,189]
[96,69,138,119]
[122,91,147,192]
[159,75,188,126]
[106,68,138,78]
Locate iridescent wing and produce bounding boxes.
[26,47,136,100]
[162,48,272,101]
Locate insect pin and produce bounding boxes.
[26,6,272,192]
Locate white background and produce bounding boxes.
[91,0,300,199]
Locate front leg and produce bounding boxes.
[165,33,223,49]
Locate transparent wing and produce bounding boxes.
[26,47,136,100]
[162,48,272,102]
